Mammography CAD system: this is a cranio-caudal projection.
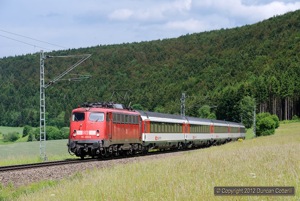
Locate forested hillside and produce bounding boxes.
[0,10,300,127]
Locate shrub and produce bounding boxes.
[22,125,32,137]
[292,115,300,121]
[32,128,40,141]
[46,126,62,140]
[27,132,36,141]
[256,112,271,122]
[256,116,275,136]
[271,114,279,129]
[32,126,68,140]
[3,132,20,142]
[60,127,70,139]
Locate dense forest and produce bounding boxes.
[0,10,300,127]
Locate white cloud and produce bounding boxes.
[109,9,133,20]
[172,0,192,12]
[166,15,232,32]
[108,0,193,22]
[166,18,201,32]
[192,0,300,23]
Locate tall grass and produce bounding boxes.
[13,122,300,201]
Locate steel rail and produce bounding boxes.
[0,159,97,172]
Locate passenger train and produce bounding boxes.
[68,102,246,159]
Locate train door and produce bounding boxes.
[183,123,189,133]
[106,112,113,140]
[138,116,142,140]
[144,120,150,133]
[210,122,214,134]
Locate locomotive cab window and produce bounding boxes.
[89,112,104,122]
[72,112,85,121]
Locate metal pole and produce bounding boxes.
[40,50,47,161]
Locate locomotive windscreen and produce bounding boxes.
[89,112,104,122]
[72,112,85,121]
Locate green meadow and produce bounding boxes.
[0,126,75,165]
[0,139,73,166]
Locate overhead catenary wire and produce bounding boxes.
[0,34,52,51]
[0,29,67,49]
[44,54,92,88]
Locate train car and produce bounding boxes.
[68,102,246,159]
[185,116,213,148]
[138,110,187,151]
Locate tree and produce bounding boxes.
[49,112,66,128]
[132,104,144,110]
[154,105,166,113]
[198,105,210,118]
[198,105,216,119]
[239,96,255,128]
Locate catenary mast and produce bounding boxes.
[39,50,91,161]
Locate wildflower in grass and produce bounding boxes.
[249,173,256,178]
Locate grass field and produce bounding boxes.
[0,122,298,200]
[0,139,74,166]
[0,126,75,165]
[0,126,24,144]
[0,126,23,135]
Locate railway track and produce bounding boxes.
[0,158,97,172]
[0,148,210,172]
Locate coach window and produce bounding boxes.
[89,112,104,122]
[231,127,238,133]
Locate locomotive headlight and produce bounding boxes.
[73,130,77,137]
[96,130,100,137]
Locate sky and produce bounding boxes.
[0,0,300,58]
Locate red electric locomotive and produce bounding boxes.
[68,102,246,159]
[68,102,143,159]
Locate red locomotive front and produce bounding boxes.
[68,102,142,159]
